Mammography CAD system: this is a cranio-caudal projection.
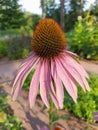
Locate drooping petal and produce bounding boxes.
[45,60,59,109]
[54,74,64,108]
[66,51,89,79]
[51,59,56,77]
[63,53,90,91]
[60,56,86,91]
[12,55,38,100]
[40,60,49,108]
[12,54,37,88]
[51,60,64,109]
[66,50,78,57]
[29,60,42,108]
[55,58,77,102]
[17,53,35,71]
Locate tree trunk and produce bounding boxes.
[79,0,84,16]
[95,0,98,4]
[41,0,46,19]
[60,0,65,31]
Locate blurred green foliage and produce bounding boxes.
[67,12,98,60]
[23,69,35,91]
[20,13,41,36]
[7,36,31,60]
[0,40,7,58]
[0,86,24,130]
[0,0,25,30]
[64,74,98,122]
[0,29,21,38]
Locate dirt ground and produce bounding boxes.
[0,57,98,130]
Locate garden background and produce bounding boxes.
[0,0,98,130]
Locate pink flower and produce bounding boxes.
[93,112,98,121]
[12,19,90,109]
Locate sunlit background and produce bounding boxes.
[19,0,95,14]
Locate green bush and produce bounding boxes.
[64,74,98,122]
[67,12,98,60]
[0,40,7,58]
[7,36,31,60]
[0,86,24,130]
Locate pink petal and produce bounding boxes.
[55,58,77,102]
[29,60,41,108]
[54,74,64,108]
[60,56,86,91]
[12,54,37,88]
[66,50,78,57]
[46,60,59,109]
[18,53,36,70]
[12,55,38,100]
[51,60,64,108]
[63,53,90,91]
[51,59,56,77]
[40,60,49,108]
[65,52,89,79]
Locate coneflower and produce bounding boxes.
[12,18,90,109]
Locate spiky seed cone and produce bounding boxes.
[31,19,66,58]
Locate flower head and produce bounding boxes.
[12,19,90,109]
[31,19,66,58]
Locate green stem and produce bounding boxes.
[49,98,53,130]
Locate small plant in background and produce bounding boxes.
[64,74,98,123]
[7,36,31,60]
[67,12,98,60]
[0,86,24,130]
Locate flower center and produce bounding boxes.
[31,19,66,58]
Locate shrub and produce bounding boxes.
[67,12,98,60]
[64,74,98,122]
[7,36,31,60]
[0,86,24,130]
[0,40,7,58]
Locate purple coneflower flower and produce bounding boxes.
[93,112,98,121]
[12,19,90,109]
